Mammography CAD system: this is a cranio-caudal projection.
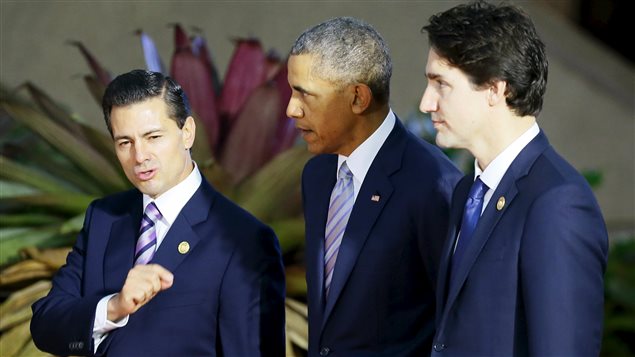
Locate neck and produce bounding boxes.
[473,115,535,170]
[340,104,389,156]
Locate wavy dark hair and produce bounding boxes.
[422,1,548,117]
[102,69,191,136]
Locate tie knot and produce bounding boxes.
[145,202,163,222]
[338,162,353,180]
[469,177,489,201]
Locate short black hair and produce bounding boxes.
[422,0,548,117]
[102,69,191,136]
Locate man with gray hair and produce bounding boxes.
[287,17,461,356]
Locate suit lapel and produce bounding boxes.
[104,193,142,293]
[321,119,405,328]
[151,180,214,272]
[305,156,338,323]
[435,176,471,320]
[442,131,551,316]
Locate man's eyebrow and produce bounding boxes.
[113,128,163,141]
[292,85,312,95]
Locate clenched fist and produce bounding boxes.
[107,264,174,321]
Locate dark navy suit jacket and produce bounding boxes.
[31,179,286,356]
[302,119,461,356]
[432,131,608,356]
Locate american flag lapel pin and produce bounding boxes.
[371,194,380,202]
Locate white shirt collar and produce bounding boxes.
[475,123,540,211]
[337,109,396,200]
[142,162,202,226]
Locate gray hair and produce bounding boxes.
[290,17,392,104]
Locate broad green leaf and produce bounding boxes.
[269,218,305,254]
[23,82,119,169]
[0,226,68,266]
[237,146,311,221]
[0,180,38,198]
[59,213,85,235]
[1,193,95,215]
[0,214,60,227]
[1,99,127,192]
[0,156,79,194]
[20,147,107,195]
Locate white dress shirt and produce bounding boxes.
[336,110,396,202]
[453,123,540,253]
[475,123,540,213]
[92,163,202,351]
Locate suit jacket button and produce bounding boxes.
[433,343,446,352]
[319,347,331,356]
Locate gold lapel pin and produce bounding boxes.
[496,196,506,211]
[178,241,190,254]
[371,194,380,202]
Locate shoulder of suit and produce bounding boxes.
[210,190,272,231]
[91,188,141,214]
[303,153,336,174]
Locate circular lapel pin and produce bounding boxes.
[178,241,190,254]
[496,196,506,211]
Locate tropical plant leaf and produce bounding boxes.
[68,40,111,86]
[219,83,282,184]
[219,38,267,128]
[268,218,305,253]
[191,35,221,100]
[0,214,60,227]
[23,81,119,168]
[0,155,79,194]
[0,227,64,266]
[1,98,127,192]
[59,213,85,235]
[269,59,297,159]
[83,74,106,107]
[138,30,166,74]
[170,25,220,154]
[19,144,108,196]
[0,180,38,198]
[22,82,85,138]
[237,146,311,221]
[1,193,95,215]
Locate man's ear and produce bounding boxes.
[351,84,373,114]
[182,116,196,150]
[487,80,507,107]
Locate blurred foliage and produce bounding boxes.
[602,238,635,356]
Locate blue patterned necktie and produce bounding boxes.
[451,177,488,280]
[134,202,163,265]
[324,162,354,298]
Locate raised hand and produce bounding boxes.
[107,264,174,321]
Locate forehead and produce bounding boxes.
[288,54,340,91]
[288,54,318,83]
[426,49,452,74]
[110,97,171,129]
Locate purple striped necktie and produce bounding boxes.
[134,202,163,265]
[324,162,354,298]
